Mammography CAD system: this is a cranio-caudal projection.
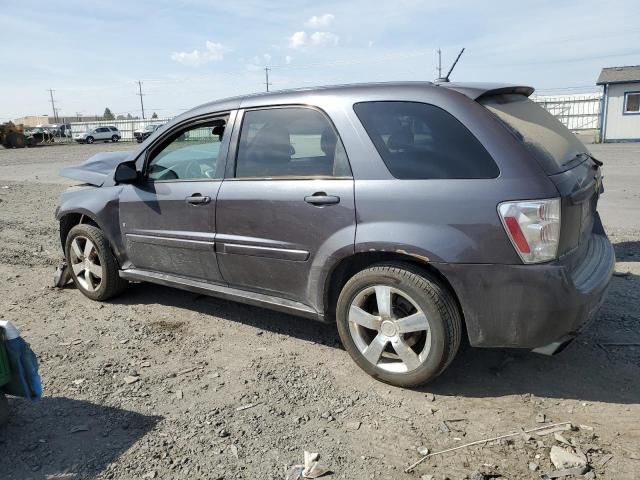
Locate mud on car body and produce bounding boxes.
[55,82,614,387]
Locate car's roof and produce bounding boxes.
[183,81,534,118]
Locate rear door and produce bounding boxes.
[118,115,231,283]
[215,106,355,307]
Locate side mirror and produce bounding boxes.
[114,161,139,184]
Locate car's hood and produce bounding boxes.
[59,150,132,186]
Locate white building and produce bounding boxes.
[597,65,640,142]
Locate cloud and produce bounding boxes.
[171,41,225,67]
[285,55,293,64]
[305,13,335,29]
[288,31,307,48]
[310,31,339,46]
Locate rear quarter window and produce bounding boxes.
[479,94,586,175]
[353,101,499,179]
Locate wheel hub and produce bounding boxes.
[380,320,397,337]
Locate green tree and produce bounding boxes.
[103,108,115,120]
[151,112,158,119]
[126,113,133,120]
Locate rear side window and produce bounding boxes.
[354,101,499,179]
[480,94,586,174]
[235,107,351,178]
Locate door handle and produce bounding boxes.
[304,192,340,206]
[185,194,211,205]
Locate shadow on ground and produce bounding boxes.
[613,240,640,262]
[0,396,160,479]
[99,268,640,405]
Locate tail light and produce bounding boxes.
[498,198,561,264]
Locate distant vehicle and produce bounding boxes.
[133,124,164,143]
[26,128,55,146]
[48,124,73,138]
[74,126,121,144]
[56,81,614,387]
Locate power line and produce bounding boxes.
[264,67,272,92]
[136,80,146,120]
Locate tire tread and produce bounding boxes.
[337,262,462,386]
[65,224,126,301]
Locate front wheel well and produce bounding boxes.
[59,213,99,249]
[324,251,464,326]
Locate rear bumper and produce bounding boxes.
[437,232,615,349]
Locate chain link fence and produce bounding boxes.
[69,118,172,142]
[532,93,602,131]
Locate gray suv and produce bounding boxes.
[56,82,614,387]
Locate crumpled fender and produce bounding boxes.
[60,150,132,186]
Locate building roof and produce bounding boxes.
[597,65,640,85]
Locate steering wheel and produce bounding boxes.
[183,159,216,179]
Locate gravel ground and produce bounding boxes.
[0,141,639,480]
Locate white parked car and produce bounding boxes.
[74,126,121,144]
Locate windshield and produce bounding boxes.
[480,94,587,175]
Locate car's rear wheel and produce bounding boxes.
[86,136,94,144]
[336,263,462,387]
[65,224,126,301]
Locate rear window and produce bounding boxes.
[354,101,499,179]
[480,94,586,174]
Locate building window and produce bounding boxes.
[624,92,640,114]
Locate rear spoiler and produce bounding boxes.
[475,86,535,100]
[438,83,535,101]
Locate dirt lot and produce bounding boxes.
[0,142,638,480]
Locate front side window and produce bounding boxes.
[146,119,227,181]
[235,107,351,178]
[354,101,499,179]
[624,92,640,113]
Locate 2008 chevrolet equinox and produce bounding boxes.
[56,82,615,387]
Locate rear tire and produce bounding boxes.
[65,224,127,301]
[336,263,462,387]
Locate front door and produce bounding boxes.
[216,106,355,308]
[119,116,230,283]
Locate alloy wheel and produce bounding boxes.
[69,235,103,292]
[348,285,431,373]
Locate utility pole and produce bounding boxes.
[48,89,58,122]
[437,49,442,79]
[264,66,272,92]
[136,80,146,119]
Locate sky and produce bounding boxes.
[1,0,639,121]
